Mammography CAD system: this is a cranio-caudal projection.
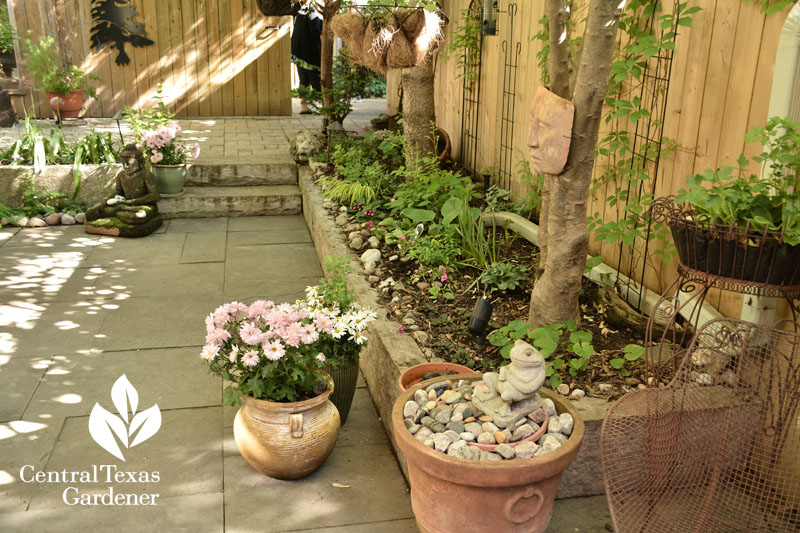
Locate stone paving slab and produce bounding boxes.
[223,444,414,532]
[24,348,220,419]
[180,232,227,264]
[81,234,188,268]
[1,226,103,248]
[27,407,223,510]
[226,215,308,232]
[0,492,224,532]
[0,263,100,305]
[0,356,50,420]
[225,228,311,246]
[166,217,229,234]
[90,263,224,299]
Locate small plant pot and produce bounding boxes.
[323,356,360,425]
[45,89,84,119]
[397,362,474,392]
[152,163,187,198]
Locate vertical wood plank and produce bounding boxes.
[254,9,270,116]
[205,0,224,115]
[181,0,199,116]
[219,0,235,115]
[244,0,259,116]
[194,0,212,116]
[230,0,246,115]
[140,0,160,109]
[155,0,175,112]
[169,0,188,115]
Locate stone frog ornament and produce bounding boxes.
[473,339,547,428]
[85,143,163,237]
[527,86,575,175]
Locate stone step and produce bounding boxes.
[185,161,297,187]
[158,185,301,219]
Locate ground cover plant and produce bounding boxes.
[316,132,656,399]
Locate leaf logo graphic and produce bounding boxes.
[88,375,161,461]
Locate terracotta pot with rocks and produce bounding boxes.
[392,345,584,533]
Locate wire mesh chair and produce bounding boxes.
[602,317,800,532]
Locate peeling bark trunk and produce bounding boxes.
[529,0,620,327]
[546,0,571,99]
[320,1,342,120]
[401,56,436,170]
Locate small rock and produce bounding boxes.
[559,413,574,436]
[414,427,433,443]
[349,237,364,250]
[0,217,8,226]
[460,432,475,442]
[542,399,556,417]
[360,229,371,237]
[451,412,464,423]
[424,400,436,411]
[535,444,556,457]
[481,422,499,433]
[367,275,380,283]
[403,401,419,419]
[427,389,437,401]
[447,440,469,458]
[463,416,476,423]
[434,409,452,425]
[444,392,462,405]
[17,216,29,227]
[431,422,446,433]
[416,282,430,290]
[420,416,435,428]
[432,281,442,288]
[625,377,641,386]
[404,418,414,429]
[496,444,515,459]
[557,383,570,395]
[479,451,502,461]
[411,331,429,345]
[335,214,349,226]
[540,434,564,448]
[696,373,712,385]
[448,420,465,435]
[512,424,535,441]
[548,416,563,434]
[494,431,507,444]
[443,430,461,443]
[432,433,452,452]
[414,389,428,406]
[478,415,493,422]
[367,236,380,248]
[360,249,381,264]
[466,446,482,461]
[477,432,496,445]
[514,441,539,459]
[462,408,474,419]
[408,424,421,434]
[61,214,76,225]
[569,389,586,400]
[426,381,449,394]
[452,403,467,417]
[30,217,47,227]
[347,230,360,240]
[464,422,482,435]
[363,261,376,274]
[44,213,62,225]
[339,206,348,212]
[598,383,614,392]
[389,254,399,261]
[528,408,547,424]
[403,317,416,325]
[424,439,435,449]
[647,376,658,386]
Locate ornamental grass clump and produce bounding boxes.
[201,295,375,405]
[141,122,200,165]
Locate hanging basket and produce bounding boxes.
[331,5,447,73]
[650,196,800,293]
[256,0,294,17]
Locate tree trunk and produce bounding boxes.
[529,0,621,327]
[320,1,342,121]
[401,56,436,169]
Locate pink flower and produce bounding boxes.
[399,234,406,240]
[200,344,220,361]
[299,324,319,344]
[241,350,260,367]
[49,96,65,107]
[263,340,286,361]
[228,345,240,363]
[315,314,334,333]
[248,300,273,320]
[441,274,448,282]
[316,352,326,363]
[238,322,264,345]
[205,328,231,347]
[398,328,405,334]
[280,321,303,348]
[150,152,164,163]
[191,143,201,158]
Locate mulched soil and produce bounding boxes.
[326,202,672,402]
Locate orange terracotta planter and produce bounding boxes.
[393,374,584,533]
[397,362,474,391]
[45,89,84,119]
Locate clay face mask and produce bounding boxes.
[527,86,574,175]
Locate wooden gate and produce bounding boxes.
[9,0,292,117]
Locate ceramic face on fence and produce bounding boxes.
[527,86,575,175]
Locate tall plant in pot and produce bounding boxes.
[300,255,377,424]
[141,122,200,198]
[201,299,341,480]
[22,33,98,118]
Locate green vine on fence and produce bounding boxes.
[443,7,482,90]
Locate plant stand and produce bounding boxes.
[601,197,800,532]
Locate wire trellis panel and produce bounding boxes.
[498,2,520,190]
[459,0,484,178]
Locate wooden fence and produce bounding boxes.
[9,0,292,117]
[419,0,796,318]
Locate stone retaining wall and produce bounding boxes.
[0,164,119,208]
[299,166,608,498]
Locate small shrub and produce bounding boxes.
[479,262,527,292]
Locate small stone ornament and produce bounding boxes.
[85,143,162,237]
[473,339,547,429]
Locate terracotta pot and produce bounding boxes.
[152,163,187,198]
[323,356,360,425]
[435,126,452,163]
[45,89,84,119]
[393,374,584,533]
[398,362,474,391]
[233,376,340,480]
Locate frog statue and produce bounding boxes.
[84,143,163,237]
[472,339,547,428]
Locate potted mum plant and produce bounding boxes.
[201,299,340,480]
[22,33,98,118]
[655,116,800,287]
[140,121,200,198]
[300,255,377,424]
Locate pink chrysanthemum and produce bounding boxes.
[200,344,220,361]
[238,322,264,345]
[248,300,273,320]
[315,314,334,333]
[228,345,240,363]
[262,340,286,361]
[279,321,303,348]
[205,327,231,347]
[316,352,326,363]
[241,350,260,367]
[299,324,319,345]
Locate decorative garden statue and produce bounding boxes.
[527,86,575,175]
[84,143,162,237]
[473,339,546,428]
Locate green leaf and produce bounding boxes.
[500,343,512,359]
[610,358,625,369]
[401,208,436,223]
[624,344,645,361]
[549,374,563,388]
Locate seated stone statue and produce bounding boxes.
[85,144,162,237]
[473,339,546,428]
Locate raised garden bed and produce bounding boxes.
[0,164,118,208]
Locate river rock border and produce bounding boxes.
[299,165,607,498]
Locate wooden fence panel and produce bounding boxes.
[11,0,291,117]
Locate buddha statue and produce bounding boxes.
[84,143,163,237]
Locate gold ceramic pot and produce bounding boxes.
[233,377,340,480]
